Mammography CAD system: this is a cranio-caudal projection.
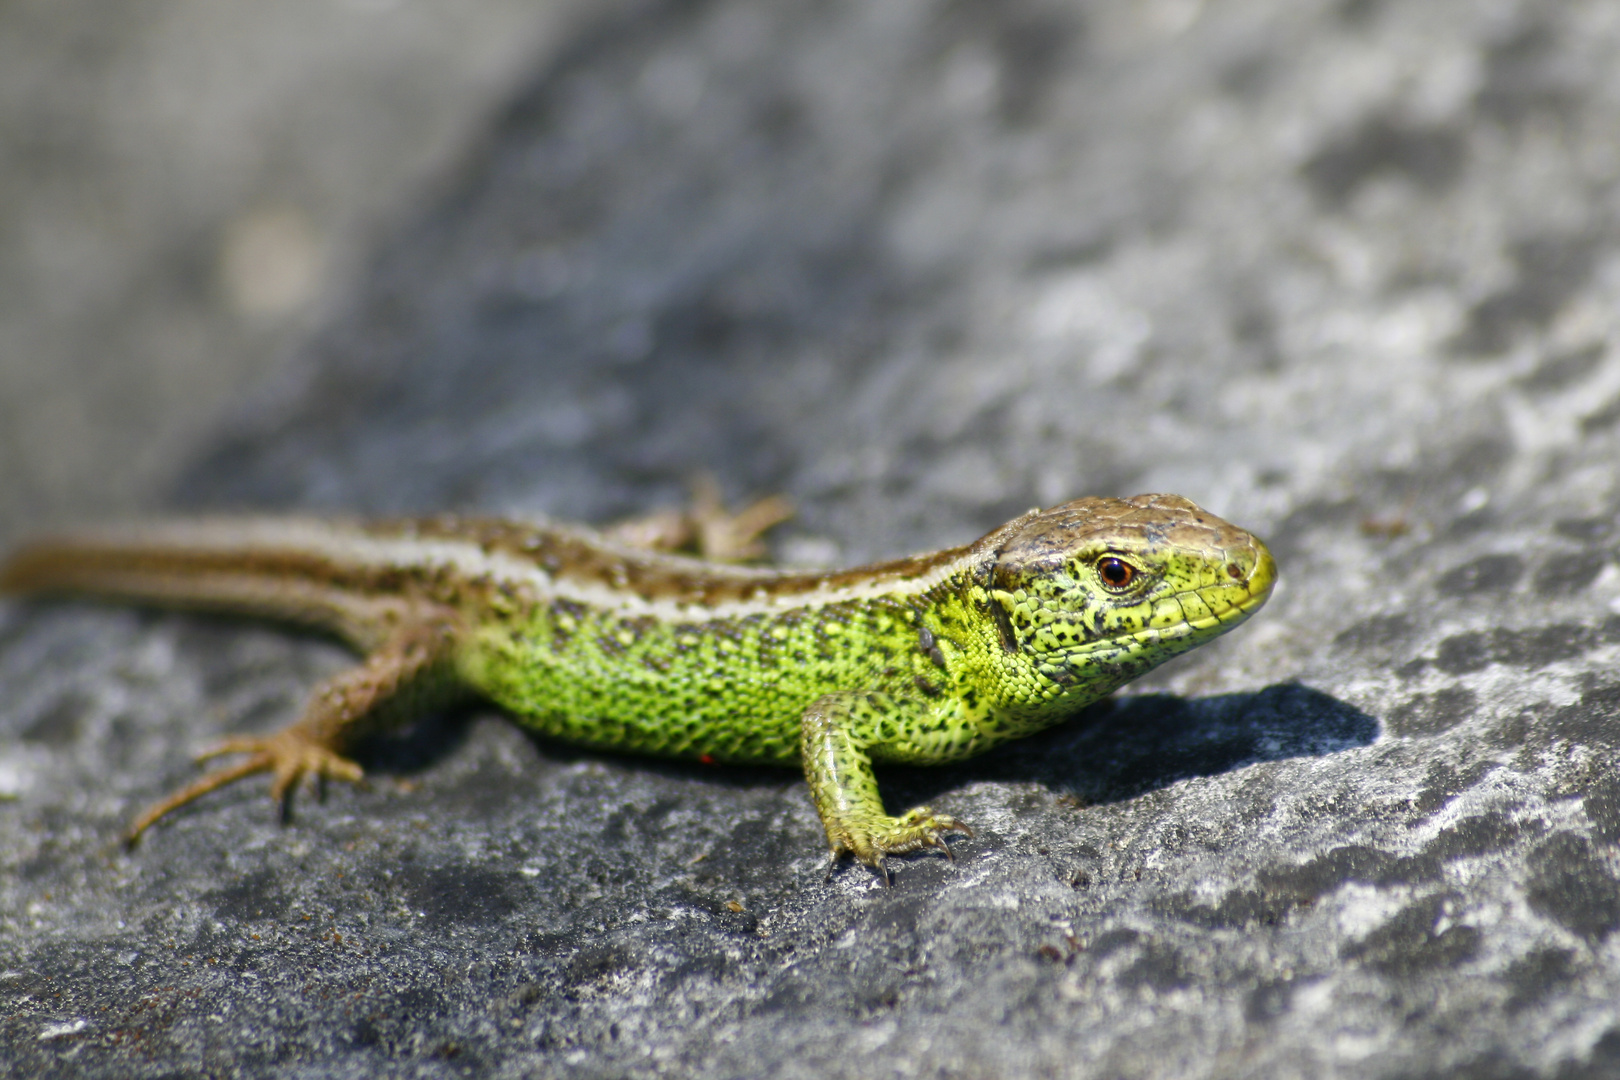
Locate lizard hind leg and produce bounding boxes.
[123,616,462,844]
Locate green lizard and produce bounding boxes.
[0,492,1275,878]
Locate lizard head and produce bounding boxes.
[968,493,1276,711]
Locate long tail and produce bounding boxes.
[0,518,425,651]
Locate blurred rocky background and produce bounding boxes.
[0,0,624,541]
[6,0,1620,1077]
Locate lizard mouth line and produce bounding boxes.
[1059,584,1270,660]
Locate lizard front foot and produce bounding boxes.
[124,728,364,844]
[825,806,974,885]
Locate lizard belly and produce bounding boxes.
[461,593,936,766]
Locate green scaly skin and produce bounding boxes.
[0,493,1275,878]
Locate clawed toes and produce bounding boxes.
[125,730,363,842]
[824,814,975,885]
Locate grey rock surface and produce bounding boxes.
[6,0,1620,1077]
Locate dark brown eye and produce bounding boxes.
[1096,556,1136,590]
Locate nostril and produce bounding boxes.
[1226,562,1244,580]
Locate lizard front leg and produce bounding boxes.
[126,614,465,842]
[799,692,972,883]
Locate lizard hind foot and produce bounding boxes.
[124,729,364,845]
[601,473,794,562]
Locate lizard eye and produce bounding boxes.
[1095,556,1137,591]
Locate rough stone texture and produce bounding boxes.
[5,0,1620,1076]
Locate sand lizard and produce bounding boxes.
[0,493,1275,879]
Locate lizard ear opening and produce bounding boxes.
[982,583,1020,654]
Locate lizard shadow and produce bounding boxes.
[874,681,1379,814]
